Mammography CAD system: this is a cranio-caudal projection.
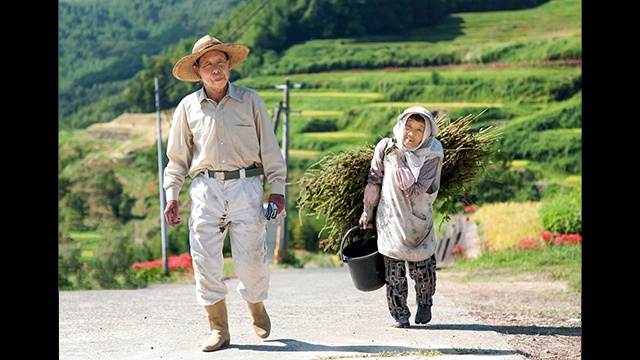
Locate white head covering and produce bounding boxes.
[392,106,439,178]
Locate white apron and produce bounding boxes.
[375,139,442,262]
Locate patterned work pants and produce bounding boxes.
[383,254,437,322]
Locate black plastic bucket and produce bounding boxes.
[340,226,385,292]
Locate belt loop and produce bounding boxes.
[203,170,209,178]
[239,168,246,178]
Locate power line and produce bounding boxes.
[215,0,253,37]
[223,0,272,43]
[157,0,273,110]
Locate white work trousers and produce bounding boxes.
[188,175,270,306]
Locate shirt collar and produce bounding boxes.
[196,81,240,103]
[226,81,240,101]
[196,88,208,102]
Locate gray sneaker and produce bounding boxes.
[392,318,410,328]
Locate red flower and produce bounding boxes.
[554,233,582,245]
[540,231,553,242]
[132,252,194,271]
[538,231,581,246]
[517,236,540,250]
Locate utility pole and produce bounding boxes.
[155,77,169,275]
[272,100,283,132]
[274,78,301,262]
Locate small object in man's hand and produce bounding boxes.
[265,202,278,220]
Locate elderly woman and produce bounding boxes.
[359,106,444,328]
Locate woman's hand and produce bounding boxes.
[359,204,375,229]
[395,167,415,190]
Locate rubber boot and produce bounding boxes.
[247,301,271,338]
[201,298,231,352]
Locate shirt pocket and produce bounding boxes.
[229,124,260,158]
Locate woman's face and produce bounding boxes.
[402,117,426,148]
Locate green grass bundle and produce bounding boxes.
[297,111,500,252]
[437,110,502,213]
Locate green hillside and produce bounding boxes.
[58,0,581,290]
[58,0,243,129]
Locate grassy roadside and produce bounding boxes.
[188,245,582,293]
[441,245,581,293]
[61,238,580,293]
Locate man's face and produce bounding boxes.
[194,50,230,87]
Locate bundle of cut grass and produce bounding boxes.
[296,110,500,252]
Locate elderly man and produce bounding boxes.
[163,35,287,351]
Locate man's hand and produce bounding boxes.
[268,193,286,214]
[164,200,182,227]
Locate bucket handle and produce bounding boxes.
[339,225,361,263]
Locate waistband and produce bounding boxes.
[204,164,264,180]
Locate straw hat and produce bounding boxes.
[172,35,250,82]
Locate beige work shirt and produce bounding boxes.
[163,82,287,201]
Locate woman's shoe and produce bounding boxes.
[391,319,410,328]
[415,305,432,324]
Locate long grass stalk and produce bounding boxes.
[297,111,501,252]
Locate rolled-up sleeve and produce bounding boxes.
[163,98,193,201]
[253,92,286,194]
